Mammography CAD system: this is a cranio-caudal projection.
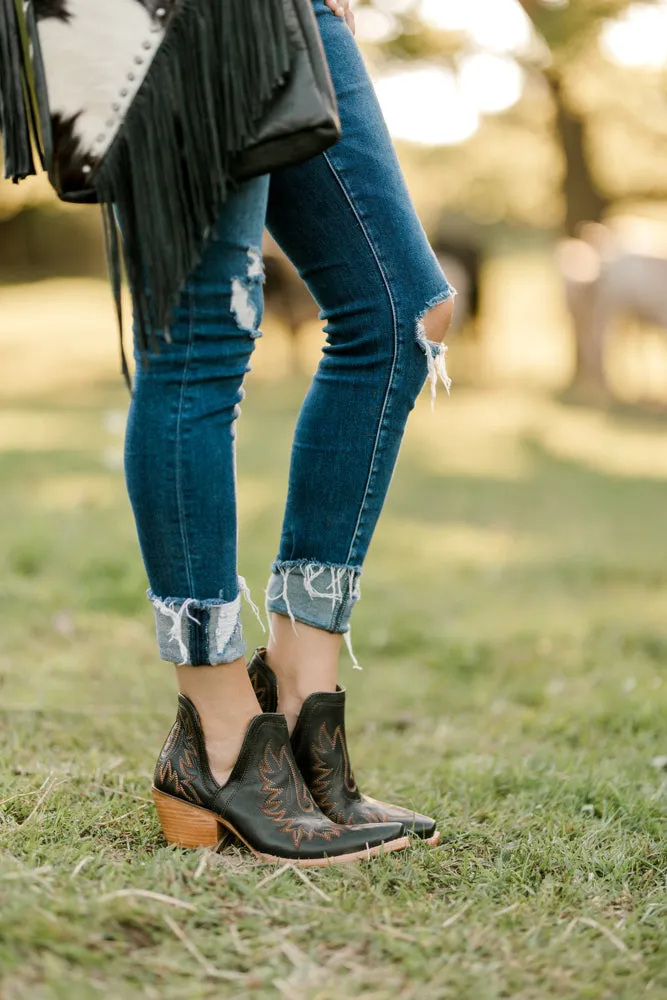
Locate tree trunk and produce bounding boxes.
[548,74,609,237]
[548,74,612,391]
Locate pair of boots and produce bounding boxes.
[152,649,439,867]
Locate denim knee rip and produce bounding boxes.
[415,289,457,408]
[266,560,363,668]
[150,576,264,666]
[230,247,264,340]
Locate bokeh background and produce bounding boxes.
[7,0,667,397]
[2,3,667,998]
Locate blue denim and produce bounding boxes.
[124,1,453,666]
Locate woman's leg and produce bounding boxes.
[263,2,454,725]
[124,174,410,862]
[125,176,270,784]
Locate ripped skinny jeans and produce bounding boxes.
[124,0,453,667]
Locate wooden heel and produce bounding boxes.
[152,788,221,848]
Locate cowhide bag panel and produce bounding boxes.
[4,0,339,364]
[34,0,175,197]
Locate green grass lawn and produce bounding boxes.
[1,353,667,998]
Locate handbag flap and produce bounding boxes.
[36,0,171,195]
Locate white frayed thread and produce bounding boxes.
[344,629,362,671]
[266,565,361,645]
[301,564,361,608]
[239,575,266,633]
[332,567,344,605]
[280,567,297,631]
[266,566,298,634]
[303,564,328,600]
[265,582,276,643]
[416,322,452,410]
[304,565,341,606]
[152,597,201,666]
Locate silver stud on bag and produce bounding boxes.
[97,13,163,153]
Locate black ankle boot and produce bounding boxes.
[248,649,440,845]
[152,694,410,866]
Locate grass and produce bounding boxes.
[1,281,667,999]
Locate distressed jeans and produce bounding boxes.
[124,0,453,667]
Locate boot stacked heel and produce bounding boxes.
[152,788,221,849]
[153,694,409,866]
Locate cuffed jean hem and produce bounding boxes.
[149,590,246,666]
[266,560,362,635]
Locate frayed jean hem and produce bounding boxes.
[148,574,265,666]
[266,560,362,636]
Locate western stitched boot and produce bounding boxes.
[152,693,410,866]
[248,648,440,845]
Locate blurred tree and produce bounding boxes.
[515,0,662,234]
[516,0,667,389]
[362,0,665,235]
[360,0,667,389]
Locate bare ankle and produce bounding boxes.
[265,616,342,732]
[175,659,262,786]
[203,731,252,786]
[275,695,304,736]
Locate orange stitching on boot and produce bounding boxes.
[258,742,342,849]
[156,713,203,805]
[309,722,359,824]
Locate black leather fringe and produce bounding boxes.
[0,0,40,180]
[94,0,292,365]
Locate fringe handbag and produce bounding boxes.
[0,0,340,369]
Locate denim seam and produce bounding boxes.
[175,290,196,595]
[322,151,399,584]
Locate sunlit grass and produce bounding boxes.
[1,280,667,999]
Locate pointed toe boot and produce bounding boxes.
[152,693,410,867]
[248,649,441,846]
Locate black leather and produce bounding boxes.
[232,0,341,181]
[154,694,406,861]
[56,0,340,202]
[248,649,439,840]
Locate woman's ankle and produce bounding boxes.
[265,616,341,732]
[175,660,261,785]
